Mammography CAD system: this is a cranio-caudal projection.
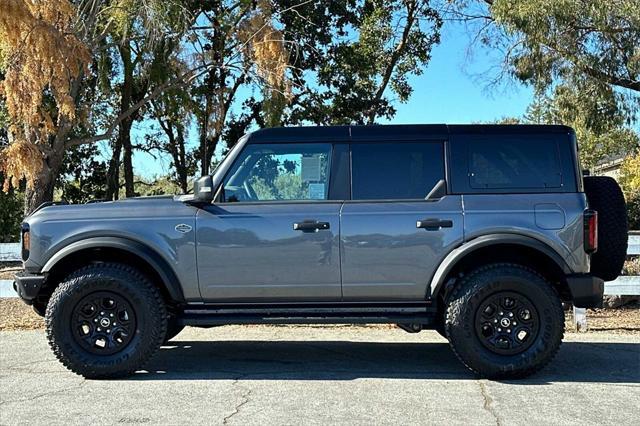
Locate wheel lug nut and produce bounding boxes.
[97,327,101,331]
[507,329,511,333]
[107,329,110,333]
[94,319,98,322]
[498,327,502,332]
[110,313,114,317]
[499,311,503,315]
[513,322,517,325]
[100,312,104,315]
[509,312,514,317]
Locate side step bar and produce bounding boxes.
[177,303,436,327]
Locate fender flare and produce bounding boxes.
[42,236,185,303]
[429,233,572,298]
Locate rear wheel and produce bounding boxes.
[45,263,167,379]
[445,263,564,379]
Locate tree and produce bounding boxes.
[226,0,443,146]
[103,0,194,199]
[450,0,639,121]
[0,0,92,214]
[448,0,639,167]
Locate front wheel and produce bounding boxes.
[445,263,564,379]
[45,263,167,379]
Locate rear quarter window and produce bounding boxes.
[450,133,577,194]
[469,139,562,189]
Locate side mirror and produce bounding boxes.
[193,176,214,203]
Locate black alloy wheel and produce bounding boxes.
[71,292,136,355]
[474,292,539,356]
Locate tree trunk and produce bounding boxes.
[176,126,188,193]
[121,117,135,197]
[118,44,136,198]
[24,171,55,216]
[23,148,63,215]
[106,138,122,200]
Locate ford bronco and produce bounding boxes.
[14,124,628,379]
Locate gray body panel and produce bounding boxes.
[340,197,464,300]
[461,193,589,273]
[196,202,342,301]
[24,197,201,301]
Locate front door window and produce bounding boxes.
[222,143,332,202]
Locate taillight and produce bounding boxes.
[21,223,30,261]
[583,210,598,254]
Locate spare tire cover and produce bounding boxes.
[584,176,628,281]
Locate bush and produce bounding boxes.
[627,191,640,231]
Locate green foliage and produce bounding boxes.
[56,145,108,203]
[250,174,306,201]
[454,0,639,168]
[0,174,23,242]
[522,88,639,169]
[133,176,182,196]
[626,192,640,231]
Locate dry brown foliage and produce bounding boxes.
[0,0,91,189]
[239,1,291,98]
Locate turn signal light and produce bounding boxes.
[21,224,30,261]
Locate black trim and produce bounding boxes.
[14,272,46,302]
[566,274,604,308]
[328,143,350,200]
[31,201,69,215]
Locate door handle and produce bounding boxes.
[417,218,453,230]
[293,220,330,232]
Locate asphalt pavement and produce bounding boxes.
[1,326,639,425]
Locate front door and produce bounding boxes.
[196,142,342,302]
[340,141,464,300]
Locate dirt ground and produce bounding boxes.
[1,297,638,333]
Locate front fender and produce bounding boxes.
[41,236,185,302]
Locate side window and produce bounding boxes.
[351,142,445,200]
[468,139,562,189]
[222,143,332,202]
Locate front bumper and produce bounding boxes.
[566,274,604,308]
[13,272,46,304]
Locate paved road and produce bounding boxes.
[1,326,639,425]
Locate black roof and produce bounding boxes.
[245,124,574,143]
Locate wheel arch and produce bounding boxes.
[429,234,572,301]
[41,237,185,305]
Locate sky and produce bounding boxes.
[130,22,535,178]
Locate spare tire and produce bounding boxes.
[584,176,628,281]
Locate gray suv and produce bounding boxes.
[14,124,628,379]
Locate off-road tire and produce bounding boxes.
[445,263,564,379]
[584,176,628,281]
[164,317,185,343]
[45,263,167,379]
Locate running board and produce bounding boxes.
[178,303,436,327]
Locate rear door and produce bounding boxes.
[196,142,343,302]
[340,141,464,301]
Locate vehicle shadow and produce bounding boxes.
[135,339,640,384]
